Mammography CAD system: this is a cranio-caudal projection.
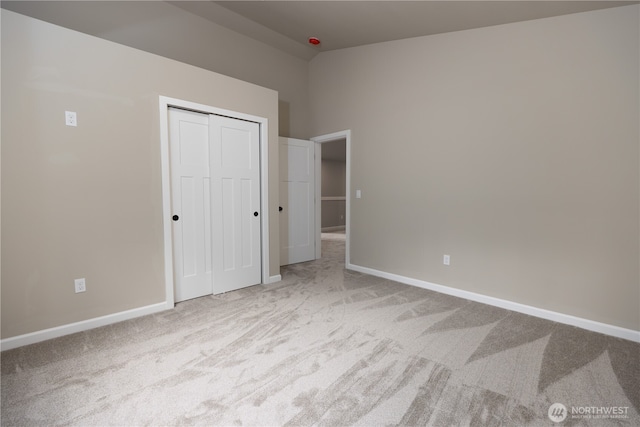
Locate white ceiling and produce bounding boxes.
[3,1,637,61]
[206,0,637,57]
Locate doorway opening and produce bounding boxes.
[311,130,351,267]
[319,139,346,255]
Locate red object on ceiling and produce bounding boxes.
[308,37,321,45]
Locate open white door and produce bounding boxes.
[279,137,316,265]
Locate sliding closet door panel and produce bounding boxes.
[169,107,213,302]
[211,115,261,293]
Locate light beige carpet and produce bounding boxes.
[2,236,639,426]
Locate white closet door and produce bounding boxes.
[169,108,213,302]
[210,115,262,293]
[169,108,262,301]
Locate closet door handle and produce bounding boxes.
[279,206,283,212]
[254,211,259,217]
[172,215,179,221]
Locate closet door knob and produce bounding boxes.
[279,206,283,212]
[254,211,259,217]
[172,215,179,221]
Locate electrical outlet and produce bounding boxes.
[74,278,86,293]
[65,111,77,127]
[443,254,451,266]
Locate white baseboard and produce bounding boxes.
[0,301,172,352]
[347,263,640,343]
[268,274,282,284]
[5,267,636,351]
[3,275,282,351]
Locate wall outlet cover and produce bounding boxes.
[65,111,77,127]
[74,278,86,293]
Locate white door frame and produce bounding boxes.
[159,96,270,305]
[311,130,351,266]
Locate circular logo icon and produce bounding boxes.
[548,403,568,423]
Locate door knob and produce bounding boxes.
[279,206,283,212]
[254,211,259,217]
[172,215,179,221]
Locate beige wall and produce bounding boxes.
[1,1,310,139]
[321,161,346,198]
[1,10,280,339]
[310,6,640,330]
[321,160,347,229]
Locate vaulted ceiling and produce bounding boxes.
[3,1,637,61]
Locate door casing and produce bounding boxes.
[159,96,271,305]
